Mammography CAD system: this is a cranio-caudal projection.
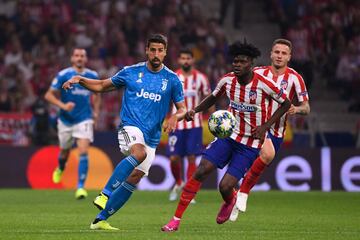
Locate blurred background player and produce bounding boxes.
[63,34,186,230]
[230,38,310,220]
[161,40,291,232]
[44,48,101,199]
[167,48,213,203]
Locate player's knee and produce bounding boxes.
[260,148,275,164]
[170,155,181,163]
[193,160,213,181]
[131,145,147,162]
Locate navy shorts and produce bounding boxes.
[267,132,284,154]
[202,137,260,180]
[167,127,203,157]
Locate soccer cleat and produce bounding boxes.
[75,188,88,199]
[93,192,108,210]
[90,220,119,230]
[190,199,196,204]
[229,205,239,222]
[216,194,237,224]
[52,168,63,184]
[169,182,185,201]
[236,192,248,213]
[161,217,180,232]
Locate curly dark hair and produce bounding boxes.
[228,39,261,59]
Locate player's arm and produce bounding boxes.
[163,101,187,133]
[288,100,310,115]
[185,94,218,121]
[62,76,116,92]
[44,88,74,112]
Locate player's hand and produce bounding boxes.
[287,104,296,115]
[163,115,177,133]
[63,102,75,112]
[62,76,81,90]
[251,124,269,143]
[185,110,195,121]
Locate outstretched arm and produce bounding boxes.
[185,94,218,121]
[62,76,116,93]
[163,101,187,133]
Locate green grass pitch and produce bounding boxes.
[1,190,359,240]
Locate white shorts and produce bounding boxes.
[118,126,156,176]
[57,119,94,149]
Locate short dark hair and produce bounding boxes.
[272,38,292,52]
[228,39,261,59]
[179,48,193,57]
[147,34,168,48]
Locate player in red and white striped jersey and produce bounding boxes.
[167,48,213,202]
[162,40,291,232]
[231,39,311,220]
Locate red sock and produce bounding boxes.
[170,161,182,185]
[186,162,196,181]
[174,177,202,218]
[240,157,267,194]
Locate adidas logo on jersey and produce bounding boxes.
[136,88,162,102]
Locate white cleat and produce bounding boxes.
[190,199,196,204]
[236,192,248,213]
[169,182,185,201]
[229,205,239,222]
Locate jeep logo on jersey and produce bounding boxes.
[161,79,168,91]
[136,88,162,102]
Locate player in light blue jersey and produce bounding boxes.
[45,48,101,199]
[63,34,186,230]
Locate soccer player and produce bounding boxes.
[167,48,212,202]
[62,34,186,230]
[44,48,101,199]
[230,38,310,220]
[161,40,291,232]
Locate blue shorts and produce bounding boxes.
[202,138,260,180]
[167,127,203,157]
[267,132,284,154]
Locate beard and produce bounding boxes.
[149,58,162,69]
[181,64,191,72]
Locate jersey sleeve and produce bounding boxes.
[293,73,309,102]
[50,73,63,90]
[212,77,227,97]
[172,76,184,103]
[261,78,287,104]
[111,67,127,88]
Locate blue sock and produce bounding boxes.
[102,155,139,197]
[97,181,136,220]
[77,153,88,189]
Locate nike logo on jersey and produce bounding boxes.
[136,88,162,102]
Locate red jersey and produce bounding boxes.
[174,69,210,130]
[213,71,287,148]
[254,66,309,138]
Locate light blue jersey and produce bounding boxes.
[111,62,184,148]
[51,67,99,125]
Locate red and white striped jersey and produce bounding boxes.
[174,69,211,130]
[213,72,287,148]
[254,66,309,138]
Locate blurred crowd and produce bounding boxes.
[0,0,231,133]
[267,0,360,110]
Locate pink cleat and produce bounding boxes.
[216,195,237,224]
[161,217,180,232]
